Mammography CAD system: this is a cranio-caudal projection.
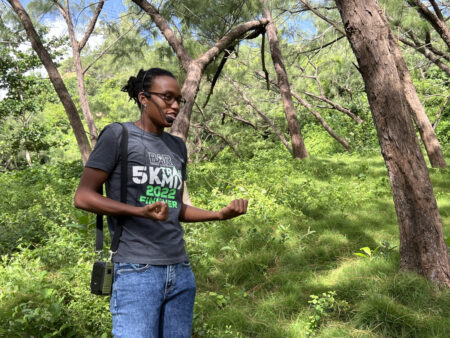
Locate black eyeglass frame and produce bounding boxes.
[143,91,186,107]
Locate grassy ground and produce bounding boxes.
[186,147,450,337]
[0,146,448,337]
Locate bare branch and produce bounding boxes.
[194,102,242,159]
[223,104,258,130]
[406,0,450,49]
[429,0,444,21]
[433,95,449,130]
[254,70,351,150]
[298,0,345,35]
[83,14,145,74]
[399,34,450,76]
[79,0,104,51]
[131,0,192,69]
[298,35,345,54]
[224,74,292,154]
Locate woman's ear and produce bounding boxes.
[138,92,147,108]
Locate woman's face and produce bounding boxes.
[138,75,182,133]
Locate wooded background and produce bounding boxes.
[0,0,449,336]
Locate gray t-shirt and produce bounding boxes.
[85,122,188,264]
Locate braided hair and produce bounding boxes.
[121,68,176,109]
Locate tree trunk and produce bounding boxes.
[169,62,203,140]
[299,0,445,166]
[261,0,308,159]
[390,36,447,168]
[8,0,91,164]
[335,0,450,287]
[57,1,98,146]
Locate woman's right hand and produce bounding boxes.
[142,201,169,221]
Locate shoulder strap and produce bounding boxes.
[95,122,128,255]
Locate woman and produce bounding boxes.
[74,67,248,337]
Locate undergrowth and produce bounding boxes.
[0,147,449,337]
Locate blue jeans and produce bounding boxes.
[110,262,196,338]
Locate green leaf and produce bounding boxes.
[354,253,367,258]
[360,247,372,256]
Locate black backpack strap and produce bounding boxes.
[110,122,128,253]
[95,122,128,255]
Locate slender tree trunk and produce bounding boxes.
[170,62,203,140]
[336,0,450,287]
[55,0,101,146]
[390,36,447,168]
[8,0,91,164]
[261,0,308,159]
[64,14,98,145]
[25,150,32,166]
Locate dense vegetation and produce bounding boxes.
[1,0,449,336]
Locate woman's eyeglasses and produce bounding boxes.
[144,91,186,107]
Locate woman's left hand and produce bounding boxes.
[218,199,249,220]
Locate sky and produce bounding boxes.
[1,0,127,100]
[2,0,317,100]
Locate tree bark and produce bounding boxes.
[336,0,450,287]
[131,0,268,140]
[8,0,91,164]
[300,0,445,166]
[390,34,447,168]
[261,0,308,159]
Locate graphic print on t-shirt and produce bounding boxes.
[133,151,183,209]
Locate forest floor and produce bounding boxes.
[0,145,448,337]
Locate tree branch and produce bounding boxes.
[399,34,450,76]
[254,70,351,150]
[79,0,104,51]
[194,102,242,159]
[429,0,444,21]
[433,95,449,130]
[224,74,292,154]
[406,0,450,50]
[298,0,345,35]
[197,19,268,68]
[131,0,192,70]
[83,14,144,74]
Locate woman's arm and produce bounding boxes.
[74,167,168,221]
[178,184,248,222]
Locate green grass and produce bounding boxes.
[0,147,448,337]
[186,146,450,337]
